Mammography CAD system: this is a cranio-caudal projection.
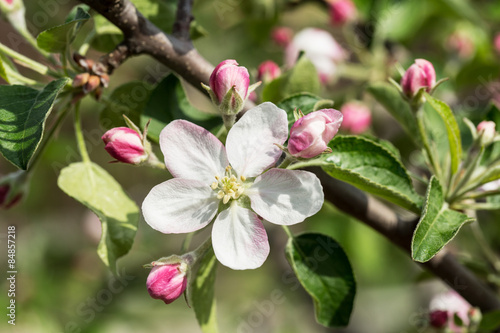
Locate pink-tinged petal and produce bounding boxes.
[142,179,219,234]
[226,102,288,177]
[247,169,324,225]
[160,120,228,184]
[209,60,238,93]
[212,204,270,270]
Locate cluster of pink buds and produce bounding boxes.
[72,54,110,101]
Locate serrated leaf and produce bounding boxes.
[424,93,463,175]
[37,7,90,53]
[100,81,153,130]
[141,74,220,143]
[190,248,219,333]
[0,78,69,169]
[412,177,473,262]
[57,162,138,273]
[285,233,356,327]
[312,136,422,213]
[367,82,419,141]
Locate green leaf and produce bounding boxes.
[412,177,474,262]
[261,77,284,103]
[190,248,219,333]
[424,93,463,175]
[281,55,320,98]
[479,310,500,331]
[285,233,356,327]
[313,136,422,213]
[0,78,69,169]
[277,93,331,128]
[141,74,220,143]
[57,162,139,273]
[0,53,36,85]
[367,82,419,141]
[37,7,91,53]
[100,81,153,130]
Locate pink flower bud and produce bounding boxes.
[102,127,148,164]
[147,263,188,304]
[429,310,448,328]
[329,0,357,26]
[257,60,281,83]
[447,32,474,59]
[271,27,293,48]
[285,28,347,83]
[340,102,372,134]
[288,109,343,158]
[495,33,500,54]
[430,291,471,333]
[400,59,436,98]
[209,59,250,104]
[477,120,496,145]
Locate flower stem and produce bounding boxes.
[0,42,60,77]
[74,102,90,163]
[181,232,195,253]
[282,225,294,239]
[222,114,235,131]
[278,154,295,169]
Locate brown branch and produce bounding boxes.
[81,0,500,314]
[172,0,194,41]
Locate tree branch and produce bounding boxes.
[172,0,194,41]
[81,0,500,314]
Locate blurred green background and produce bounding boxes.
[2,0,500,332]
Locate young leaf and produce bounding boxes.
[312,136,422,213]
[424,93,463,175]
[37,7,91,53]
[412,176,474,262]
[0,78,69,170]
[57,162,139,274]
[140,74,220,142]
[285,233,356,327]
[189,248,219,333]
[479,310,500,331]
[277,93,332,128]
[367,82,419,141]
[281,55,321,98]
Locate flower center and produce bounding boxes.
[211,166,246,204]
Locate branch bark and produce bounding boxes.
[81,0,500,314]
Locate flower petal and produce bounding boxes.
[142,178,219,234]
[212,204,270,270]
[160,120,228,183]
[247,169,324,225]
[226,102,288,178]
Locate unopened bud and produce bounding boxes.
[73,73,90,88]
[146,263,188,304]
[401,59,436,99]
[83,75,101,93]
[288,109,343,158]
[328,0,357,26]
[477,121,496,146]
[340,101,372,134]
[102,127,148,164]
[257,60,281,83]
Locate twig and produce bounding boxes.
[172,0,194,41]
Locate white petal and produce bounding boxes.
[160,120,228,183]
[212,204,270,270]
[142,179,219,234]
[226,102,288,178]
[247,169,324,225]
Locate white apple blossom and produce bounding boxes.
[142,102,324,270]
